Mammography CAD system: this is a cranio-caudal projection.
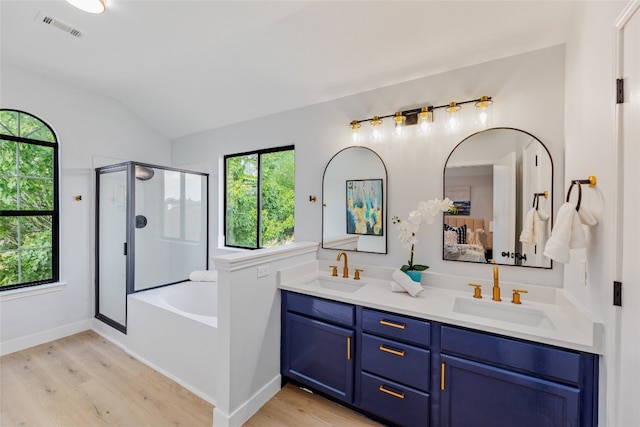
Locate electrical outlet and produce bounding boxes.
[257,265,269,278]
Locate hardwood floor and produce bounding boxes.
[1,331,381,426]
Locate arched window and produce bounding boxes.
[0,110,59,290]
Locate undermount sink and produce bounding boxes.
[305,276,365,293]
[453,297,555,330]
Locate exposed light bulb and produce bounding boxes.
[66,0,105,13]
[370,116,384,143]
[417,107,432,136]
[475,96,493,127]
[393,112,406,138]
[445,101,461,132]
[350,120,361,144]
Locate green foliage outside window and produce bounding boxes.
[0,110,57,288]
[225,147,294,249]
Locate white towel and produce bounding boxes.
[389,282,407,293]
[578,204,598,226]
[519,208,536,244]
[543,203,586,264]
[390,269,424,297]
[188,270,218,282]
[521,208,550,245]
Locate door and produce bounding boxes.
[440,355,580,427]
[283,312,354,403]
[615,3,640,425]
[492,152,516,264]
[96,167,128,331]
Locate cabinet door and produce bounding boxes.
[283,312,354,402]
[440,355,580,427]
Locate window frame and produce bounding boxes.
[0,109,59,291]
[223,145,294,249]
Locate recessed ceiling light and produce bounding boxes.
[65,0,105,14]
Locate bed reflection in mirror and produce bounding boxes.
[443,128,553,268]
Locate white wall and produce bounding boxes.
[172,45,566,288]
[0,63,171,353]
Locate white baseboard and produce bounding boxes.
[1,318,92,356]
[213,375,281,427]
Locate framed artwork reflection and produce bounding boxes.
[346,179,383,236]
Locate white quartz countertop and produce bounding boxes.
[278,260,604,354]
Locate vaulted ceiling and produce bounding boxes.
[1,1,582,139]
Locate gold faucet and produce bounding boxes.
[492,264,501,302]
[337,251,349,278]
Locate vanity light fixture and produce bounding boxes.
[445,101,462,132]
[350,120,362,144]
[393,112,407,138]
[370,116,384,143]
[417,106,433,136]
[348,96,492,143]
[66,0,106,13]
[475,95,493,127]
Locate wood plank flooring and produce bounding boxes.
[1,331,381,426]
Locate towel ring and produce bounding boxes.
[566,180,583,211]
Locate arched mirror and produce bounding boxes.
[322,147,387,254]
[443,128,552,268]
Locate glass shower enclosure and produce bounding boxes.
[95,162,208,332]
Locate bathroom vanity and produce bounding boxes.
[279,262,601,427]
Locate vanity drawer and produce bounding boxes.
[362,308,430,347]
[360,371,430,427]
[441,326,582,385]
[361,333,430,392]
[284,291,355,327]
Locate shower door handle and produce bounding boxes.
[123,242,127,255]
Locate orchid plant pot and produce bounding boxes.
[404,270,422,283]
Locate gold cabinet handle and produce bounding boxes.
[441,362,445,390]
[379,385,405,399]
[379,344,405,357]
[347,337,351,360]
[379,319,406,330]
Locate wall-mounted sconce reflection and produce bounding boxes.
[349,96,492,144]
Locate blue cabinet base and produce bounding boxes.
[281,291,598,427]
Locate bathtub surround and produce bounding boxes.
[128,282,218,404]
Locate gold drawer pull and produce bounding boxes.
[379,385,405,399]
[380,319,406,330]
[347,337,351,360]
[379,345,405,357]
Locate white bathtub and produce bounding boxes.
[127,280,218,404]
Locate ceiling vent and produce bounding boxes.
[35,12,84,38]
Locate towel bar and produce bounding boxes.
[566,176,596,211]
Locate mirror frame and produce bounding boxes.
[442,127,553,268]
[322,146,388,254]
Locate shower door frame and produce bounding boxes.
[95,161,209,333]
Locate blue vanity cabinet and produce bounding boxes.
[439,325,598,427]
[281,291,356,403]
[358,308,432,427]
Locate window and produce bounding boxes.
[0,110,59,290]
[224,146,294,249]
